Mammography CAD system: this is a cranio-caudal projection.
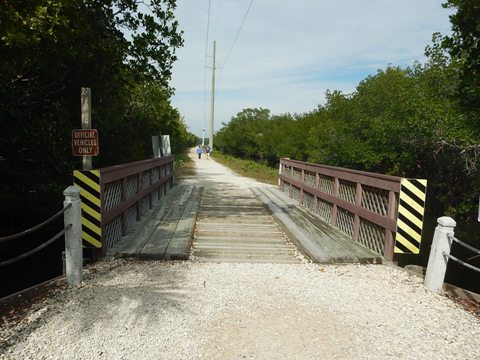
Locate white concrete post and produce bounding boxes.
[424,216,456,293]
[63,186,83,286]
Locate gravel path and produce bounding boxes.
[1,151,479,359]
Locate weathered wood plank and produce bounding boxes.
[252,186,382,264]
[164,187,202,260]
[140,186,200,260]
[114,185,185,257]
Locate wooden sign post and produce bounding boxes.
[81,88,92,170]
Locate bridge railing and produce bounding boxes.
[74,156,174,257]
[279,158,402,260]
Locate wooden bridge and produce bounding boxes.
[103,151,413,265]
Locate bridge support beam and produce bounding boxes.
[424,216,456,293]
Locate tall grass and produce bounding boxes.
[212,152,278,185]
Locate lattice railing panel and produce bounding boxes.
[361,185,389,216]
[139,170,151,191]
[315,199,332,221]
[104,181,122,210]
[359,218,385,255]
[336,208,354,237]
[140,195,150,216]
[125,205,137,233]
[152,167,160,183]
[105,216,122,250]
[151,189,160,206]
[303,192,315,211]
[339,180,356,204]
[126,175,138,199]
[292,185,302,203]
[304,171,316,188]
[318,175,334,194]
[292,168,302,181]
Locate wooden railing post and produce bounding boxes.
[353,183,362,241]
[314,171,319,211]
[121,178,127,236]
[331,177,340,226]
[384,190,397,260]
[301,169,305,205]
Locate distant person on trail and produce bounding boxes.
[196,145,203,159]
[205,145,211,159]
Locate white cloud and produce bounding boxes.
[171,0,453,136]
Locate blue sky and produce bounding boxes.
[170,0,453,137]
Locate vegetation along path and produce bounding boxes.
[1,149,479,359]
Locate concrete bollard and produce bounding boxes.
[424,216,456,293]
[63,186,83,286]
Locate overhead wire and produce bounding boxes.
[221,0,254,68]
[216,0,254,100]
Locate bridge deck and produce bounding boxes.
[113,154,382,264]
[192,185,300,263]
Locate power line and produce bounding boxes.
[221,0,254,68]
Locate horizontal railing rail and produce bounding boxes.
[74,156,175,256]
[445,234,480,273]
[279,158,403,260]
[0,203,72,267]
[0,203,71,243]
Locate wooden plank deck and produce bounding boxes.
[251,186,382,264]
[113,185,201,260]
[112,182,382,264]
[192,186,301,263]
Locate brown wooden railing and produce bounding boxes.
[74,156,175,257]
[279,158,402,260]
[100,156,174,255]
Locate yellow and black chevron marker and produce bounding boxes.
[73,170,102,248]
[395,178,427,254]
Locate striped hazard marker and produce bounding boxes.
[395,178,427,254]
[73,170,102,248]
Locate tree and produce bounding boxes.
[441,0,480,111]
[0,0,185,231]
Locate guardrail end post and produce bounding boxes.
[64,186,83,286]
[424,216,456,293]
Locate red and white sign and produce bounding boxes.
[72,129,99,156]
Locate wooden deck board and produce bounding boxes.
[251,186,382,264]
[114,185,201,260]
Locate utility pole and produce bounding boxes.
[209,40,216,149]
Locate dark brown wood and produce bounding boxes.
[331,177,340,226]
[100,183,107,256]
[121,178,127,236]
[103,174,173,224]
[384,190,399,260]
[280,158,401,192]
[313,172,319,211]
[99,156,174,183]
[135,174,141,221]
[353,183,362,241]
[278,158,404,260]
[279,174,397,231]
[301,169,305,204]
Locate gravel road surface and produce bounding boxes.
[1,151,479,359]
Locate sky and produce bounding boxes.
[170,0,454,138]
